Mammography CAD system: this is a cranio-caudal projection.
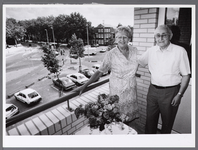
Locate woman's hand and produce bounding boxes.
[72,70,103,96]
[72,85,86,96]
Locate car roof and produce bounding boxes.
[59,77,72,81]
[92,64,100,67]
[69,73,85,76]
[19,88,36,94]
[6,103,16,108]
[54,76,69,80]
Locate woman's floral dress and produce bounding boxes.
[99,46,139,121]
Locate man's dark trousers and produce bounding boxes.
[145,84,180,134]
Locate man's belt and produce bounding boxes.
[152,84,180,89]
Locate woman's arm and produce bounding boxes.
[73,70,103,95]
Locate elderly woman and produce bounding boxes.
[76,26,139,122]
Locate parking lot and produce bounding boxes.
[6,44,109,114]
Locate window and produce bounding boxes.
[98,28,104,32]
[165,8,180,26]
[71,75,77,79]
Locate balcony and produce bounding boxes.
[6,78,109,135]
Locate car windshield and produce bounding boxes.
[62,79,72,85]
[79,75,85,79]
[88,70,94,75]
[6,105,15,112]
[28,92,39,99]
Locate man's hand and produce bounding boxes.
[171,94,182,107]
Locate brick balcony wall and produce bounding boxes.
[133,8,159,129]
[6,83,109,135]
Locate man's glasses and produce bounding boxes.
[154,34,169,39]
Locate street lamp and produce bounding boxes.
[86,24,90,61]
[51,26,55,48]
[103,20,105,46]
[45,29,49,44]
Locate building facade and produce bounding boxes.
[94,24,115,46]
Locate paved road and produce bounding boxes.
[5,44,109,113]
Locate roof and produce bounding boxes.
[6,103,14,108]
[19,88,36,94]
[92,64,100,67]
[68,73,85,76]
[96,24,116,28]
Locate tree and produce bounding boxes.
[53,14,69,43]
[68,33,85,72]
[6,12,96,44]
[6,18,26,46]
[41,45,61,78]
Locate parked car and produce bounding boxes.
[52,77,76,91]
[67,73,89,86]
[92,44,99,47]
[100,47,107,53]
[54,50,59,56]
[70,53,78,59]
[6,103,19,120]
[81,69,94,78]
[14,88,42,105]
[92,64,108,76]
[81,69,100,82]
[84,45,97,55]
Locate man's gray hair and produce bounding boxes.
[154,25,173,37]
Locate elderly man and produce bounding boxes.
[138,25,191,134]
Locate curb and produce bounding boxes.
[38,76,46,81]
[25,82,35,88]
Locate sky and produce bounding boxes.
[5,4,135,27]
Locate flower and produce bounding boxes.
[74,93,122,131]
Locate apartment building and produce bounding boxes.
[94,24,115,46]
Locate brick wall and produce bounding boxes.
[133,8,159,129]
[6,105,89,135]
[6,83,108,135]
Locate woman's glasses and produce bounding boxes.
[116,36,128,40]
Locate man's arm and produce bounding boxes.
[137,48,149,67]
[171,74,190,106]
[178,74,191,96]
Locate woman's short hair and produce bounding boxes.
[115,26,132,39]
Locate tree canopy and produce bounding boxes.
[6,12,95,45]
[41,46,61,77]
[68,33,85,72]
[6,18,26,45]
